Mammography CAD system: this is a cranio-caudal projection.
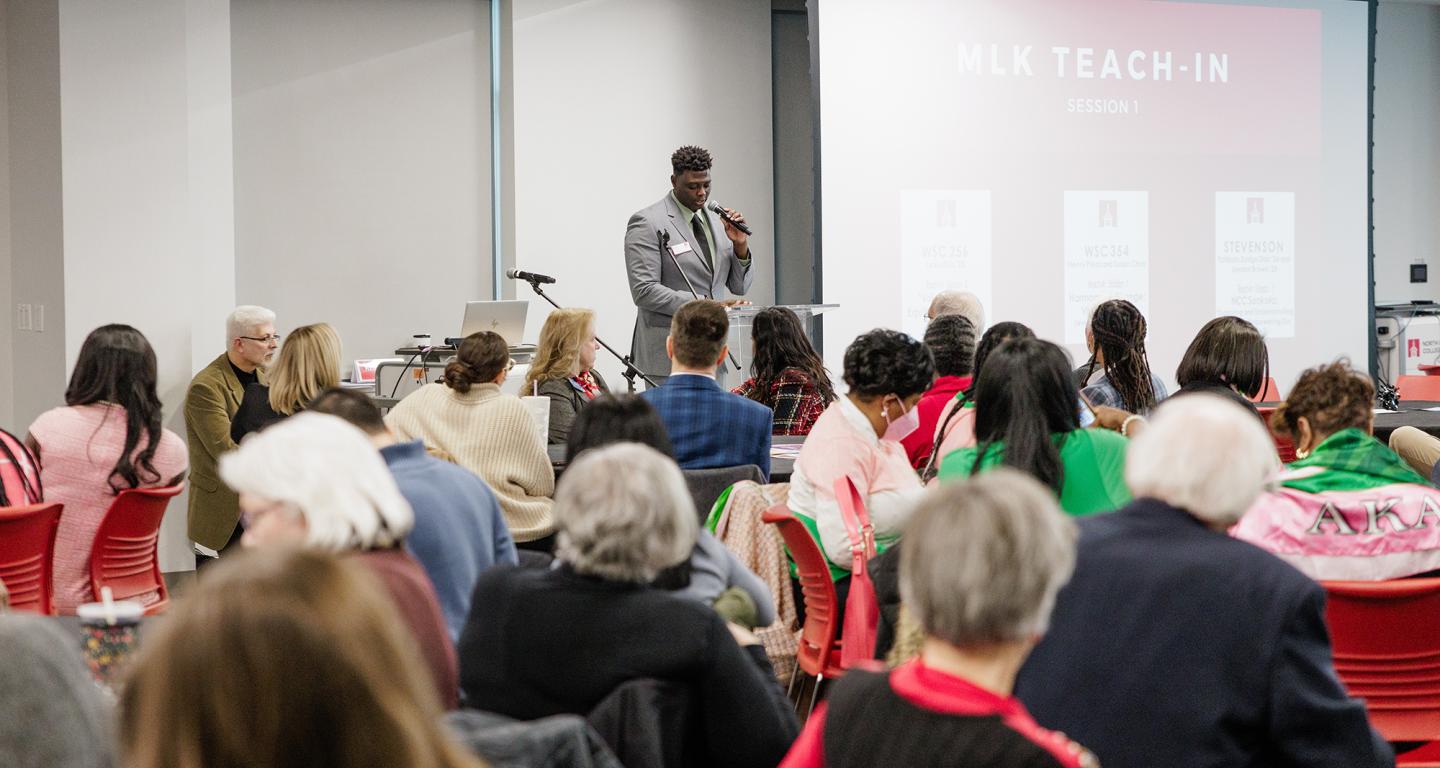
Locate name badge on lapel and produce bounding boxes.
[668,240,694,257]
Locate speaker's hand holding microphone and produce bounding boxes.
[708,200,752,251]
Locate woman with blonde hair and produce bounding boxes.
[523,308,609,444]
[120,548,486,768]
[387,331,556,551]
[230,322,341,442]
[221,412,458,708]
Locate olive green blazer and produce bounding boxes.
[184,353,266,551]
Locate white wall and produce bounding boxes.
[510,0,775,388]
[0,0,12,430]
[57,0,235,572]
[231,0,493,369]
[1373,1,1440,304]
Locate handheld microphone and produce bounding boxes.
[505,269,557,285]
[707,201,753,236]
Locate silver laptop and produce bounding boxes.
[458,300,531,347]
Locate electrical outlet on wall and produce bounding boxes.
[15,303,31,331]
[33,304,44,332]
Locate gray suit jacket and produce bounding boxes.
[626,194,753,376]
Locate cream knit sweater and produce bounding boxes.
[385,382,555,542]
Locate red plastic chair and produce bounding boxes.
[1255,407,1298,463]
[0,503,62,614]
[89,485,182,615]
[1323,578,1440,765]
[1249,377,1283,403]
[1398,376,1440,402]
[762,503,845,718]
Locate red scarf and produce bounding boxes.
[574,370,601,399]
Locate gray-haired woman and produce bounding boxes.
[458,442,798,768]
[780,470,1096,768]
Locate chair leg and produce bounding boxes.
[806,673,825,720]
[786,664,801,701]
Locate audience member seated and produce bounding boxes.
[120,549,483,768]
[939,337,1130,515]
[731,306,836,437]
[230,322,341,442]
[781,471,1094,768]
[185,304,276,566]
[926,289,985,332]
[25,324,187,614]
[790,329,932,599]
[0,615,113,768]
[1173,315,1270,414]
[565,394,775,628]
[386,330,557,552]
[523,308,609,444]
[927,321,1035,479]
[1015,395,1392,768]
[901,314,976,469]
[1391,425,1440,481]
[1076,299,1167,414]
[1234,362,1440,580]
[643,300,773,476]
[309,387,519,642]
[459,443,799,768]
[221,413,458,709]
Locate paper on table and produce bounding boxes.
[770,444,803,459]
[1375,408,1400,414]
[1422,407,1440,413]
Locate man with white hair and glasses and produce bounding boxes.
[1014,394,1393,768]
[184,305,278,568]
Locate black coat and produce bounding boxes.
[1014,498,1392,768]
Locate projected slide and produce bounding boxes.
[818,0,1370,388]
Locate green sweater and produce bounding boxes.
[939,429,1131,516]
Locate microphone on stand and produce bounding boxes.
[707,200,753,236]
[505,269,557,285]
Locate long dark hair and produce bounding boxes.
[1082,299,1157,413]
[65,324,165,494]
[1176,316,1269,399]
[963,321,1036,401]
[746,307,836,404]
[971,337,1079,494]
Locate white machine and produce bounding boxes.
[1376,308,1440,385]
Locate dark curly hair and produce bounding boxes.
[964,321,1036,401]
[924,314,976,378]
[1081,299,1158,414]
[670,145,712,175]
[843,329,934,399]
[1270,360,1374,442]
[443,331,509,394]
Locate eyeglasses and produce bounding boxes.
[240,334,282,344]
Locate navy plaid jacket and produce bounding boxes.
[642,374,773,479]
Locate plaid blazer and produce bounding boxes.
[642,374,773,479]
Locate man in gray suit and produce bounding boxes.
[626,145,753,384]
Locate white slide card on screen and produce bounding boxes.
[1215,191,1296,338]
[900,190,993,339]
[1064,191,1150,344]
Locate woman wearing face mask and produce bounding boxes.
[788,329,934,604]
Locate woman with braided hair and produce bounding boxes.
[1078,299,1168,415]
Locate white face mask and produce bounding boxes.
[881,397,920,442]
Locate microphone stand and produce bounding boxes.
[660,229,742,371]
[517,277,657,392]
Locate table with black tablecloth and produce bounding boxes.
[549,435,803,482]
[1259,401,1440,444]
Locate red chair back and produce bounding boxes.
[1323,578,1440,743]
[1398,376,1440,402]
[762,504,844,679]
[0,503,62,614]
[1249,377,1282,403]
[90,485,182,614]
[1254,407,1297,463]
